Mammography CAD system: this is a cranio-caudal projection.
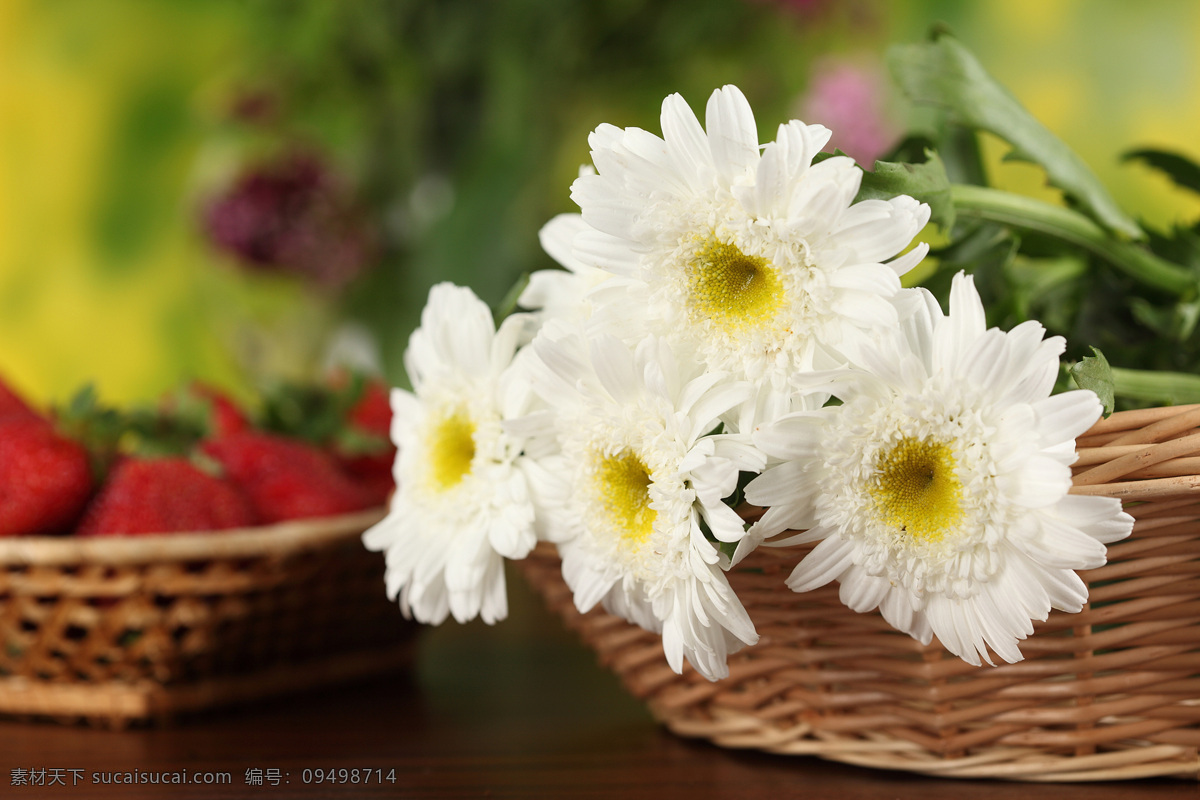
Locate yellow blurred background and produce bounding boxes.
[2,0,1199,407]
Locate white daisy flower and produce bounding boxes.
[744,273,1134,666]
[568,84,931,402]
[363,283,539,625]
[525,326,764,680]
[519,213,613,324]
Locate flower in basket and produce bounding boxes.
[370,41,1157,682]
[362,283,542,625]
[520,324,764,680]
[566,84,930,417]
[743,273,1135,666]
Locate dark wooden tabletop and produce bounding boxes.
[3,569,1196,799]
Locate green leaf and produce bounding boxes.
[1069,347,1116,417]
[950,185,1195,296]
[1144,224,1200,274]
[1122,148,1200,197]
[1110,366,1200,406]
[1129,297,1200,342]
[857,149,955,231]
[53,385,129,482]
[1005,254,1086,333]
[888,32,1143,240]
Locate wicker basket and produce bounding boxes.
[517,404,1200,781]
[0,508,415,726]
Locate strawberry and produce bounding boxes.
[76,456,256,536]
[347,378,392,437]
[160,382,250,441]
[188,382,249,439]
[335,377,396,506]
[258,372,396,507]
[0,415,93,536]
[202,431,374,523]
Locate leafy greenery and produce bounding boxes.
[888,29,1142,239]
[1069,348,1115,417]
[857,149,956,231]
[868,31,1200,409]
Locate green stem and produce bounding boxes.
[1111,366,1200,404]
[950,184,1196,296]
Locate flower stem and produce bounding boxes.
[950,184,1196,296]
[1111,366,1200,404]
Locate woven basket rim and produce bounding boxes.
[0,507,388,566]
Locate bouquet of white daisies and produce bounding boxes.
[357,32,1200,681]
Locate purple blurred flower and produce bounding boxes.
[799,57,898,166]
[204,152,375,289]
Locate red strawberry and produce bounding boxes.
[0,415,93,536]
[76,457,256,536]
[202,431,374,523]
[336,378,395,506]
[190,382,249,439]
[162,382,249,441]
[347,378,392,437]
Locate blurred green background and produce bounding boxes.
[2,0,1199,406]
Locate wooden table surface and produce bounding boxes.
[3,569,1196,799]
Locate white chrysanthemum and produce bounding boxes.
[519,213,613,324]
[569,84,931,399]
[743,273,1134,666]
[525,326,764,680]
[363,283,539,625]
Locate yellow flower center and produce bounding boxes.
[429,410,476,491]
[595,449,657,545]
[870,437,963,542]
[686,238,784,332]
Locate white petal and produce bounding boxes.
[1020,514,1109,570]
[787,156,861,227]
[705,85,759,185]
[590,335,640,405]
[787,535,856,593]
[933,272,986,371]
[744,460,817,510]
[825,262,902,296]
[1032,390,1102,448]
[537,213,592,273]
[1000,453,1072,509]
[661,93,714,191]
[837,565,891,613]
[832,195,929,264]
[699,499,748,543]
[886,241,930,278]
[880,589,928,643]
[1022,557,1089,613]
[1050,495,1133,544]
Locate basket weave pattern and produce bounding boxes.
[0,508,413,724]
[518,405,1200,781]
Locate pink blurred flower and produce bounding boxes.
[798,57,897,166]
